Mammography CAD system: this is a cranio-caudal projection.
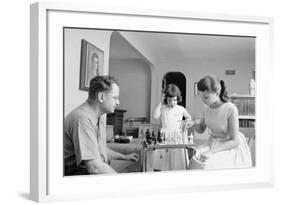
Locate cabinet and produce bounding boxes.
[106,109,127,135]
[230,94,255,128]
[125,117,147,138]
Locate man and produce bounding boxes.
[64,75,139,175]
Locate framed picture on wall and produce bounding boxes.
[30,2,274,202]
[194,82,198,95]
[79,39,104,91]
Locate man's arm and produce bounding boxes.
[107,147,126,160]
[107,147,139,162]
[84,159,117,174]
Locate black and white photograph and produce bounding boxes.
[28,2,277,203]
[2,0,281,204]
[64,28,256,176]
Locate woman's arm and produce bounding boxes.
[192,118,207,134]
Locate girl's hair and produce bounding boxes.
[197,75,229,102]
[163,84,182,104]
[88,75,119,100]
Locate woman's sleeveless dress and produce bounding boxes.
[192,102,252,169]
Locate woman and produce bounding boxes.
[189,75,252,169]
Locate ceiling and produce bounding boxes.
[109,30,255,63]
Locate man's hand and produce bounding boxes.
[84,159,117,174]
[124,153,139,162]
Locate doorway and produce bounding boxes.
[162,72,186,107]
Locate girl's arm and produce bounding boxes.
[153,103,162,119]
[183,108,192,120]
[153,94,165,120]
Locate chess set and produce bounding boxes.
[144,127,194,146]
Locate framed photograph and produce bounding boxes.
[194,82,198,95]
[30,2,274,202]
[79,39,104,91]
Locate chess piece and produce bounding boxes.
[152,131,157,145]
[157,130,162,143]
[188,133,194,145]
[145,128,152,145]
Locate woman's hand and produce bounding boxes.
[181,119,194,132]
[201,150,213,159]
[184,119,194,129]
[124,153,139,162]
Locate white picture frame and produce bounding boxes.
[30,2,274,202]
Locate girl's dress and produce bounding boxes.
[192,102,252,169]
[150,105,190,171]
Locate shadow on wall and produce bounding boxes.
[109,31,152,129]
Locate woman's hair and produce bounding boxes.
[197,75,229,102]
[88,75,119,100]
[163,84,182,104]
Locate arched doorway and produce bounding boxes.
[162,72,186,107]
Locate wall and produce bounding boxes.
[109,58,151,129]
[64,28,254,131]
[155,57,255,118]
[150,57,254,139]
[147,57,254,125]
[119,33,255,123]
[64,28,113,115]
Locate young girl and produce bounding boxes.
[189,75,252,169]
[152,84,192,171]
